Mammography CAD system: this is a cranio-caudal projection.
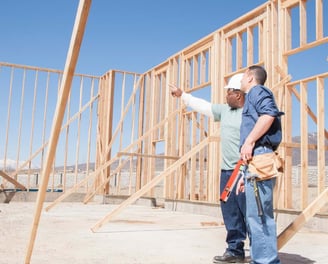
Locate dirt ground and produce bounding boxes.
[0,200,227,264]
[1,200,328,264]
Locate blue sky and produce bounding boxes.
[1,0,278,166]
[1,1,326,77]
[0,0,272,75]
[0,0,327,166]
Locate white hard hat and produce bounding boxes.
[224,73,243,90]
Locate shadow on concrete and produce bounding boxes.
[279,252,315,264]
[0,190,16,203]
[242,252,315,264]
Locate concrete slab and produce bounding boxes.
[0,200,327,264]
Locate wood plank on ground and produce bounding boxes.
[277,187,328,249]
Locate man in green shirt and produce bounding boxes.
[170,73,247,263]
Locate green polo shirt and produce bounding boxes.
[211,104,242,170]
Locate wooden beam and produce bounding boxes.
[289,85,328,139]
[316,0,323,39]
[317,77,325,193]
[46,109,180,210]
[45,152,122,212]
[283,36,328,56]
[8,94,98,180]
[91,137,210,232]
[0,170,26,190]
[300,81,308,209]
[278,187,328,249]
[281,0,300,9]
[83,158,131,204]
[24,1,92,263]
[117,152,179,160]
[299,0,307,46]
[190,112,197,199]
[272,74,291,91]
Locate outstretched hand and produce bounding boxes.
[169,84,182,97]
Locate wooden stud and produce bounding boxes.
[316,0,323,39]
[299,0,307,46]
[316,77,325,194]
[24,1,92,262]
[300,81,308,209]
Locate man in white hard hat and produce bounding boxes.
[170,73,248,263]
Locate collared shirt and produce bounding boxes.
[240,84,283,151]
[181,92,242,170]
[212,104,242,170]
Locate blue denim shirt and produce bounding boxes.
[240,85,283,151]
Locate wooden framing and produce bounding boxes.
[24,0,92,262]
[90,0,328,244]
[0,170,26,190]
[0,0,326,256]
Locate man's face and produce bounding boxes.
[226,88,242,108]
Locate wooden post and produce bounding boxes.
[24,1,92,263]
[98,70,115,194]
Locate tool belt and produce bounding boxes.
[248,152,283,181]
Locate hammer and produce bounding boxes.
[249,174,264,216]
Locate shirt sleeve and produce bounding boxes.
[211,104,224,121]
[181,92,214,118]
[252,86,280,117]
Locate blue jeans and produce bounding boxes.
[220,169,247,257]
[245,146,281,264]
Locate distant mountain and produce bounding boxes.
[0,159,38,171]
[54,162,95,172]
[1,132,326,174]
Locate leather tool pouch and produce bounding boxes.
[248,152,283,181]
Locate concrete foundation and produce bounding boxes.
[1,191,327,233]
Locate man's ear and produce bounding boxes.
[247,74,253,84]
[236,92,242,99]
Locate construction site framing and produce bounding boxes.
[0,0,327,248]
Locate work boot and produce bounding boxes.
[213,251,245,263]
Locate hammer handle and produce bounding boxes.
[252,178,264,216]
